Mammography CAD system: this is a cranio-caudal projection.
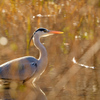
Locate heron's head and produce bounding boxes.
[29,28,63,45]
[34,28,63,37]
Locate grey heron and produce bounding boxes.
[0,28,63,83]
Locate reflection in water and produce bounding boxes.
[0,81,47,100]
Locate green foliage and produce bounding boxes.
[18,84,26,91]
[61,34,68,54]
[26,16,31,55]
[68,33,74,40]
[10,43,18,51]
[98,0,100,7]
[10,0,16,13]
[27,16,31,33]
[5,29,9,37]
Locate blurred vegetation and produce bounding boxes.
[0,0,100,100]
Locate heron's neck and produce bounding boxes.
[33,35,48,63]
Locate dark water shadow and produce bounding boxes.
[0,82,47,100]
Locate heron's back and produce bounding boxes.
[0,56,38,81]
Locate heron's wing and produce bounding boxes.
[18,61,37,80]
[0,56,38,81]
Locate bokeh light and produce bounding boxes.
[0,37,8,46]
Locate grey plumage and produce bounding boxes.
[0,56,38,81]
[0,28,63,83]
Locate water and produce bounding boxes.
[0,82,47,100]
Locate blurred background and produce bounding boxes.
[0,0,100,100]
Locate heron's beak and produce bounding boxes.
[48,30,63,34]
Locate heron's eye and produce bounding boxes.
[44,30,48,32]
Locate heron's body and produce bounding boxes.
[0,56,38,81]
[0,28,63,83]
